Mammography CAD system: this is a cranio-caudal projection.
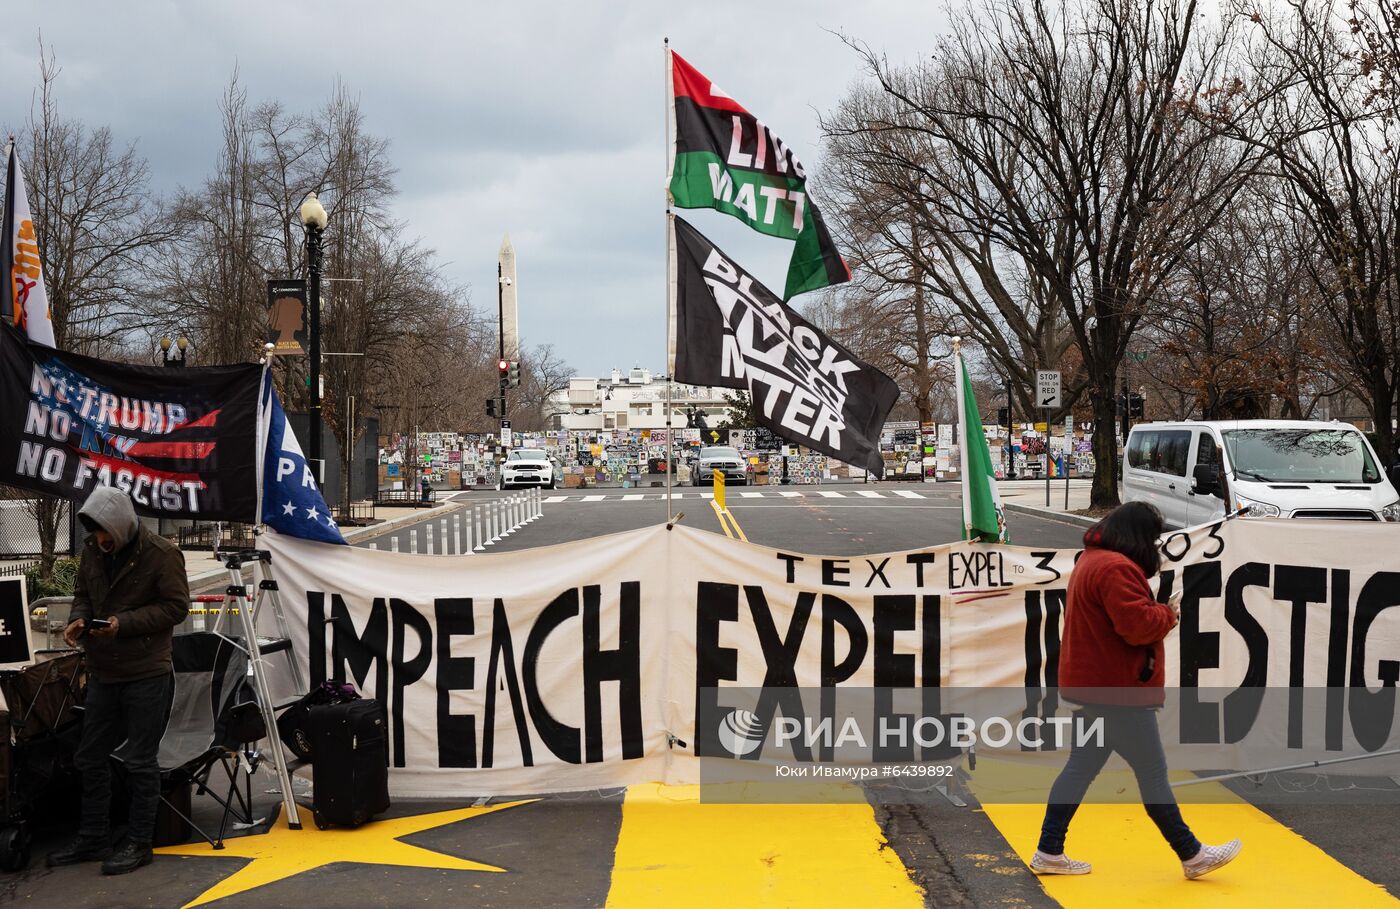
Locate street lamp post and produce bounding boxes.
[300,191,329,485]
[159,336,189,367]
[497,266,512,470]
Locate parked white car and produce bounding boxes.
[498,449,556,490]
[1122,420,1400,529]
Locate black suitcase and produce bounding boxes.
[307,699,390,829]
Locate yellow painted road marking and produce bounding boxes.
[710,499,749,542]
[605,783,923,909]
[156,801,535,908]
[971,759,1397,908]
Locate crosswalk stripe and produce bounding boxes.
[739,491,763,498]
[857,490,884,498]
[621,494,645,501]
[818,491,845,498]
[894,490,924,499]
[542,495,568,503]
[701,492,714,499]
[779,491,802,498]
[581,495,607,502]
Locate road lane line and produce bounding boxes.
[605,783,923,908]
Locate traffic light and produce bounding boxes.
[508,360,521,387]
[997,406,1009,425]
[497,358,509,378]
[486,397,498,417]
[1117,392,1145,419]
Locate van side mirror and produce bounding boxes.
[1192,463,1220,497]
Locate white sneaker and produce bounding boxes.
[1030,850,1092,875]
[1183,839,1242,879]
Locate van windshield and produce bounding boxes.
[1221,429,1382,483]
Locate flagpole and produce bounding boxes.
[663,36,675,522]
[954,336,969,541]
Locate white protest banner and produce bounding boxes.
[261,518,1400,796]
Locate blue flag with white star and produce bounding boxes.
[259,373,345,545]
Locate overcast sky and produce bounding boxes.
[1,2,948,377]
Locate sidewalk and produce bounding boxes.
[998,477,1096,526]
[184,500,459,588]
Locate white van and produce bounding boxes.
[1122,420,1400,529]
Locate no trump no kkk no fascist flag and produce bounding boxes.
[0,323,261,520]
[671,216,897,477]
[668,49,851,300]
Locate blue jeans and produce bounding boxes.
[1038,706,1201,861]
[74,673,172,846]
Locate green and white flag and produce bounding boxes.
[957,351,1008,542]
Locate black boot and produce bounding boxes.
[100,839,153,875]
[45,835,112,867]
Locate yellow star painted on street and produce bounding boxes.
[155,800,536,908]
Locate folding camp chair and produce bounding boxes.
[116,632,262,849]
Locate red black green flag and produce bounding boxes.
[667,49,851,300]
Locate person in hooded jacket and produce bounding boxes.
[46,487,189,875]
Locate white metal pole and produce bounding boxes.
[474,505,485,551]
[504,495,516,536]
[485,502,496,545]
[464,510,474,555]
[453,514,461,553]
[663,37,676,524]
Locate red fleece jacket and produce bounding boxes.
[1059,545,1178,705]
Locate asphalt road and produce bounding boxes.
[355,482,1089,555]
[13,485,1398,909]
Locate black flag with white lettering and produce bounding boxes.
[0,323,262,520]
[671,216,897,476]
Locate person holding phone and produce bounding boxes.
[47,487,189,875]
[1030,501,1241,880]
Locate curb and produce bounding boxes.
[1004,502,1097,528]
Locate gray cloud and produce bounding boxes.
[2,1,947,376]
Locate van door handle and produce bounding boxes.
[1168,483,1177,491]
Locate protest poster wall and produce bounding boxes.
[260,517,1400,797]
[0,324,262,520]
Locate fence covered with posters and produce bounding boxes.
[260,518,1400,796]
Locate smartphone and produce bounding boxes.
[80,618,113,638]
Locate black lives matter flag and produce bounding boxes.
[0,324,261,520]
[671,216,897,476]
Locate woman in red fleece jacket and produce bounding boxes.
[1031,502,1242,880]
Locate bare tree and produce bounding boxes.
[832,0,1264,506]
[7,44,171,573]
[1243,0,1400,463]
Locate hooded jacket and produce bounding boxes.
[71,487,189,682]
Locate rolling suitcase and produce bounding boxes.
[307,699,390,829]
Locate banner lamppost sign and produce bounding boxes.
[267,279,308,356]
